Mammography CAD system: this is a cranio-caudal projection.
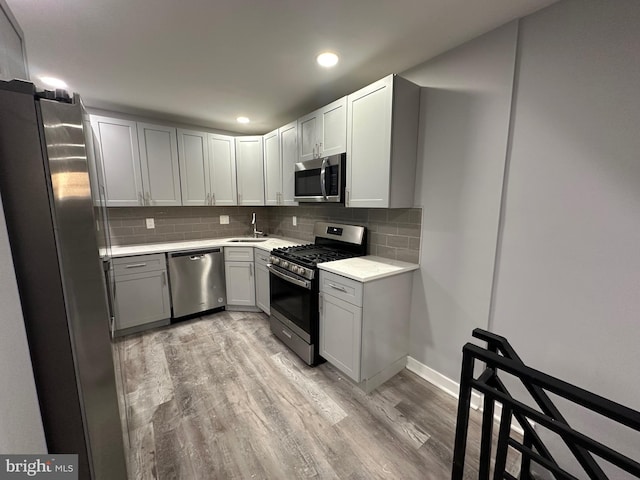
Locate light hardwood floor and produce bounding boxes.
[113,310,513,479]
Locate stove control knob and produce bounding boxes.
[294,266,303,275]
[271,257,279,265]
[281,261,289,269]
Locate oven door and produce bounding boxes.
[268,264,317,343]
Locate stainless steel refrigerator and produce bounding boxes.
[0,80,127,479]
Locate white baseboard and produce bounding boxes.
[406,357,482,409]
[406,356,527,435]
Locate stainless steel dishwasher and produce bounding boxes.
[168,248,226,318]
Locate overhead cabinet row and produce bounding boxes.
[90,73,419,209]
[90,116,265,207]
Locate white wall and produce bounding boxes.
[403,21,518,380]
[0,193,46,453]
[491,0,640,473]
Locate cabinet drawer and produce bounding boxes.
[224,246,254,262]
[254,250,271,266]
[320,271,363,307]
[113,253,167,275]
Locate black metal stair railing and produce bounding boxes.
[451,329,640,480]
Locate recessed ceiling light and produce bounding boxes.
[39,76,68,89]
[317,52,339,68]
[236,116,250,124]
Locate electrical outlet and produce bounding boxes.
[292,215,297,226]
[145,218,155,229]
[220,215,230,225]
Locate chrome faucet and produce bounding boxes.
[251,212,263,238]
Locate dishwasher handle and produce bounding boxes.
[169,248,222,258]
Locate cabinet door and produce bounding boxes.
[91,115,144,207]
[114,270,171,330]
[279,121,298,206]
[235,136,265,206]
[255,262,270,315]
[225,261,256,306]
[319,292,362,382]
[137,123,182,206]
[208,134,237,206]
[346,76,393,208]
[263,128,281,206]
[83,116,104,206]
[319,97,347,157]
[178,129,209,206]
[297,111,319,162]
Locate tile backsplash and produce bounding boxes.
[268,205,422,264]
[107,206,262,245]
[107,205,422,263]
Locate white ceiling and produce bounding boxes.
[9,0,556,134]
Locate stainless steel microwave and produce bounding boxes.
[294,153,345,203]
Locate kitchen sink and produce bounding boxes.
[228,238,268,243]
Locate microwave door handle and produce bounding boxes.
[320,157,328,200]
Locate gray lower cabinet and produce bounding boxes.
[320,290,362,381]
[112,254,171,334]
[254,250,271,314]
[224,247,257,309]
[319,269,412,392]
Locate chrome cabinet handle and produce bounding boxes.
[345,189,350,207]
[189,255,204,260]
[125,263,147,268]
[319,293,323,316]
[212,193,216,205]
[250,263,253,277]
[161,271,166,286]
[138,192,144,205]
[238,192,242,204]
[318,142,323,155]
[282,329,292,339]
[145,191,152,205]
[206,193,210,205]
[328,283,347,293]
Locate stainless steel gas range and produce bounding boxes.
[267,222,367,365]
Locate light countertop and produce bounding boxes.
[318,256,419,282]
[103,240,419,282]
[103,236,306,258]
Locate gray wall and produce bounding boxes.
[0,0,45,454]
[491,0,640,473]
[402,22,518,379]
[0,0,28,81]
[0,194,47,453]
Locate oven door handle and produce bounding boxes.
[267,264,312,290]
[320,156,328,200]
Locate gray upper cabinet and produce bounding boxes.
[279,121,298,206]
[346,74,420,208]
[263,128,281,206]
[177,129,209,206]
[208,133,238,206]
[297,97,346,161]
[91,115,144,207]
[179,130,238,206]
[137,123,182,207]
[91,116,182,207]
[235,136,264,206]
[264,121,298,206]
[0,2,28,81]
